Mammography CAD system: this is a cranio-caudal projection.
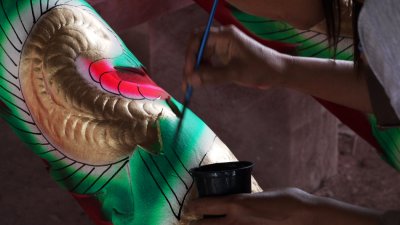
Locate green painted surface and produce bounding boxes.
[94,98,211,224]
[0,1,217,224]
[231,7,352,60]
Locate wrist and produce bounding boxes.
[312,195,383,225]
[274,53,295,89]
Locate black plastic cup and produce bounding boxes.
[190,161,254,197]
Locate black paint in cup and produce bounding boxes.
[190,161,254,197]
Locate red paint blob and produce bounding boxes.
[87,59,169,100]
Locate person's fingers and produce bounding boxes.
[186,61,241,87]
[202,26,238,64]
[195,65,238,86]
[186,196,237,217]
[184,30,202,82]
[201,27,226,59]
[190,216,228,225]
[184,25,245,89]
[184,26,237,75]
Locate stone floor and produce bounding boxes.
[314,124,400,211]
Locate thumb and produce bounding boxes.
[186,197,232,217]
[189,65,237,86]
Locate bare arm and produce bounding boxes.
[281,55,372,112]
[184,25,373,113]
[186,189,382,225]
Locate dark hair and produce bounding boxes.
[352,1,363,67]
[321,0,362,66]
[321,0,342,56]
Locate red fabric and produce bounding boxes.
[193,0,384,155]
[0,100,9,112]
[71,193,114,225]
[193,0,297,54]
[316,99,382,154]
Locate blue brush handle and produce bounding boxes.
[184,0,219,106]
[195,0,219,70]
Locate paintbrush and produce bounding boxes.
[174,0,219,136]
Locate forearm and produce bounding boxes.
[279,55,373,113]
[311,195,382,225]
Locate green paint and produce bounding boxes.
[93,98,212,224]
[369,116,400,171]
[0,0,48,155]
[0,3,263,225]
[112,49,142,69]
[231,7,352,60]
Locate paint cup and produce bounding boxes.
[189,161,254,197]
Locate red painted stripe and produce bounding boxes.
[193,0,297,54]
[71,193,114,225]
[86,58,170,100]
[100,72,120,95]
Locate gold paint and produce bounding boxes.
[20,6,169,165]
[19,9,262,223]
